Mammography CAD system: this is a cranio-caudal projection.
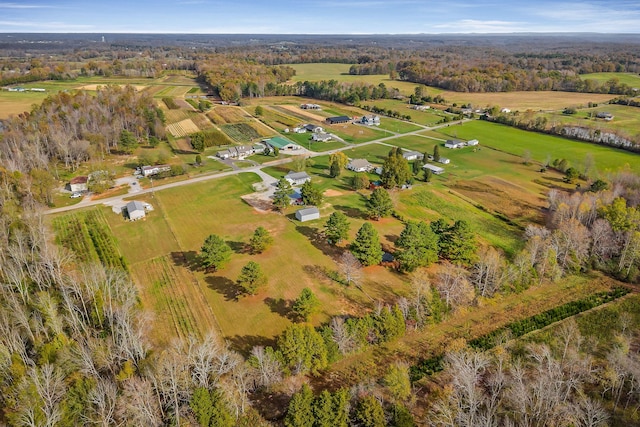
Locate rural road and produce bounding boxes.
[45,118,468,215]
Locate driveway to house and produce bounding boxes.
[46,118,469,215]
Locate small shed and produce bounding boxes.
[295,207,320,222]
[467,139,479,146]
[423,163,445,175]
[68,176,88,192]
[126,201,146,221]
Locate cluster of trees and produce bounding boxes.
[380,147,412,189]
[360,104,412,121]
[294,80,400,105]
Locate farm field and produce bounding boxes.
[436,90,615,111]
[166,118,200,137]
[580,72,640,87]
[534,104,640,139]
[284,132,348,152]
[360,99,448,126]
[432,120,640,174]
[286,63,434,96]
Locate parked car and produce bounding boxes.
[70,192,82,199]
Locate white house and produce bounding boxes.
[402,150,424,161]
[444,140,465,149]
[285,171,311,186]
[467,139,479,146]
[423,163,445,175]
[126,201,146,221]
[438,157,451,165]
[68,176,88,192]
[312,133,332,142]
[347,159,374,172]
[304,124,324,133]
[142,164,171,177]
[359,115,380,126]
[295,207,320,222]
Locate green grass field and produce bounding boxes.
[580,72,640,87]
[432,120,640,174]
[534,104,640,139]
[360,99,447,127]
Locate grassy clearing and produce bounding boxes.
[433,120,640,174]
[284,132,347,152]
[580,72,640,87]
[360,99,446,127]
[286,63,434,96]
[207,106,252,124]
[536,104,640,139]
[437,90,615,111]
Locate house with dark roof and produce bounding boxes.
[126,200,146,221]
[596,112,614,121]
[358,115,380,126]
[285,171,311,186]
[304,124,324,133]
[326,116,351,125]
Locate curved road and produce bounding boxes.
[45,119,468,215]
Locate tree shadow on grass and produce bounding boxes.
[204,275,239,302]
[334,204,368,220]
[227,334,276,356]
[264,297,294,320]
[227,240,248,254]
[296,225,342,257]
[170,251,201,271]
[384,234,399,244]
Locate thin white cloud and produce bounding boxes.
[0,2,56,8]
[433,19,526,33]
[0,20,94,30]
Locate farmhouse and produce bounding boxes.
[596,112,614,121]
[347,158,374,172]
[300,103,321,110]
[295,207,320,222]
[326,116,351,125]
[423,163,445,175]
[68,176,88,192]
[126,201,146,221]
[216,145,254,160]
[265,136,299,150]
[142,164,171,177]
[304,124,324,133]
[467,139,479,146]
[312,133,332,142]
[358,115,380,126]
[445,139,465,149]
[285,171,311,186]
[402,150,424,161]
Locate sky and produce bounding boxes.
[0,0,639,34]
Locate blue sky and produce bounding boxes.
[0,1,639,33]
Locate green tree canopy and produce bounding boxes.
[380,148,411,188]
[352,173,371,190]
[433,144,441,162]
[438,220,477,265]
[237,261,267,295]
[273,177,293,212]
[249,226,273,254]
[396,221,439,272]
[300,181,323,206]
[292,288,320,321]
[351,222,384,266]
[284,384,314,427]
[201,234,232,271]
[328,152,349,178]
[367,187,394,220]
[353,395,386,427]
[324,211,350,245]
[278,324,328,375]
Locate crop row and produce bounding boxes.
[82,210,128,271]
[52,215,99,263]
[220,123,261,142]
[409,286,631,382]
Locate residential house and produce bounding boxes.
[444,139,465,149]
[347,159,374,172]
[300,103,321,110]
[312,133,332,142]
[304,124,324,133]
[411,105,430,111]
[402,150,424,161]
[126,200,146,221]
[438,157,451,165]
[265,136,300,151]
[285,171,311,186]
[326,116,351,125]
[252,144,266,154]
[295,207,320,222]
[466,139,479,146]
[423,163,445,175]
[289,190,303,205]
[68,176,88,192]
[142,164,171,177]
[596,112,614,121]
[293,127,307,133]
[359,115,381,126]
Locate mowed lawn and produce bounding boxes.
[432,120,640,174]
[580,72,640,87]
[107,172,413,351]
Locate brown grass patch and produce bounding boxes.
[79,84,146,91]
[207,106,251,124]
[440,90,615,111]
[323,189,344,197]
[278,104,327,122]
[167,118,199,137]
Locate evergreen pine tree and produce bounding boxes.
[351,222,383,266]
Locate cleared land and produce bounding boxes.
[437,90,615,111]
[167,118,200,137]
[432,120,640,174]
[580,72,640,87]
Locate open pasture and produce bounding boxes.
[207,106,253,124]
[360,99,446,127]
[580,72,640,87]
[433,120,640,174]
[437,90,615,111]
[536,104,640,140]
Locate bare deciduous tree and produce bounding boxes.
[337,251,363,287]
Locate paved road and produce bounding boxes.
[45,119,469,215]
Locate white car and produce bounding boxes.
[70,192,82,199]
